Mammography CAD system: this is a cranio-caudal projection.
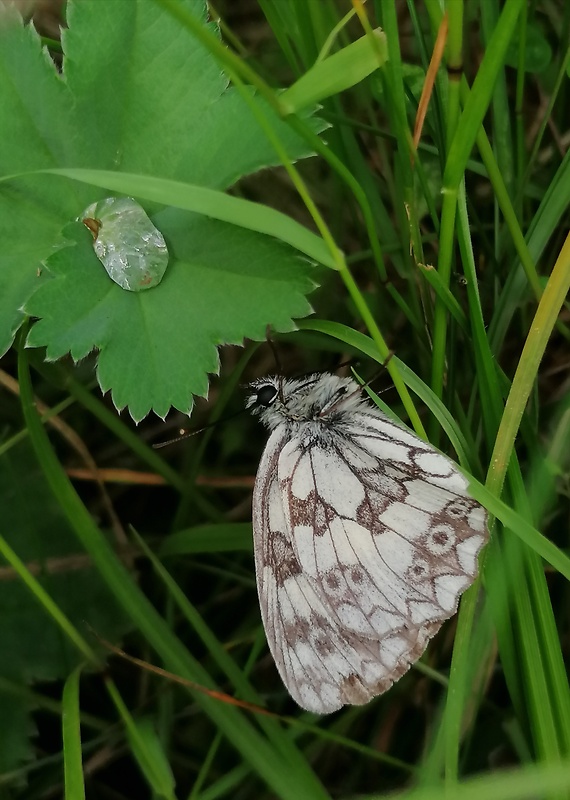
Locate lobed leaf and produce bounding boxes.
[0,0,325,418]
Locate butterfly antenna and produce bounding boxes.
[335,358,360,372]
[264,335,288,404]
[352,351,394,390]
[265,327,282,371]
[153,408,246,449]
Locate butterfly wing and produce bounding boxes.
[253,409,487,714]
[253,425,382,712]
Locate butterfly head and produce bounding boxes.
[246,373,364,431]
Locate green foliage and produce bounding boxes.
[0,442,130,770]
[0,0,324,419]
[26,216,314,419]
[0,0,569,798]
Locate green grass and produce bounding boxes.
[0,0,569,798]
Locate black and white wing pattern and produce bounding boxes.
[249,374,488,714]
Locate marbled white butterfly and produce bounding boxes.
[246,372,488,714]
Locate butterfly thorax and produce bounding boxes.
[247,373,370,436]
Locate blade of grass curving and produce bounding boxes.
[0,534,97,665]
[132,528,264,708]
[153,0,428,448]
[296,319,474,465]
[104,678,176,800]
[153,0,402,336]
[314,3,361,63]
[466,480,570,580]
[280,29,388,114]
[150,0,362,274]
[488,231,570,497]
[7,168,337,270]
[62,666,86,800]
[297,320,570,580]
[388,759,570,800]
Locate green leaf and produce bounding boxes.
[25,216,315,421]
[504,25,552,73]
[160,522,253,556]
[62,0,322,185]
[0,0,325,418]
[280,28,388,113]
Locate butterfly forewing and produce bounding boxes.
[253,436,400,713]
[249,373,488,714]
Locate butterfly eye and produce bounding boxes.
[256,384,278,407]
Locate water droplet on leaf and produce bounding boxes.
[80,197,169,291]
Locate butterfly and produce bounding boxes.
[246,372,488,714]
